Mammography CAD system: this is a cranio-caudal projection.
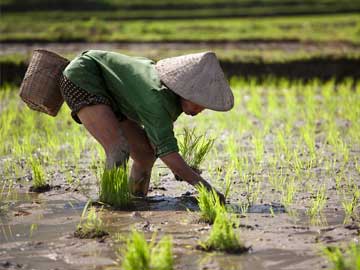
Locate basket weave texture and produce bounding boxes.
[19,49,69,116]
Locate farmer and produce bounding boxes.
[60,50,234,202]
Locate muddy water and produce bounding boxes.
[1,183,353,270]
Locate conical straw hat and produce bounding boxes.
[155,51,234,111]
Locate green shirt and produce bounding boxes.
[63,50,183,157]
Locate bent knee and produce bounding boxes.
[132,155,156,171]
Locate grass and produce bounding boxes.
[74,200,108,239]
[1,14,359,43]
[119,230,173,270]
[99,166,131,209]
[199,209,249,254]
[323,243,360,270]
[196,184,225,224]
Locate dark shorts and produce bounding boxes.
[59,74,125,124]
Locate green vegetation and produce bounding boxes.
[29,157,50,192]
[0,76,359,242]
[307,185,327,225]
[323,243,360,270]
[196,184,225,224]
[341,180,360,224]
[119,230,174,270]
[178,128,215,172]
[2,0,359,18]
[1,14,359,43]
[199,209,248,253]
[99,166,131,209]
[75,201,109,239]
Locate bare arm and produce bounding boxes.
[160,152,225,202]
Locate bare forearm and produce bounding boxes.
[160,152,211,189]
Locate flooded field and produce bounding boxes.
[1,77,359,269]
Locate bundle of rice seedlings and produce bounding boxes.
[323,243,360,270]
[29,158,50,192]
[75,201,108,239]
[178,128,214,176]
[120,230,173,270]
[199,210,249,254]
[196,184,225,224]
[99,166,131,209]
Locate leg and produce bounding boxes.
[119,120,156,197]
[77,104,130,169]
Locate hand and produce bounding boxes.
[196,181,226,205]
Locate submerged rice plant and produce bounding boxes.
[199,210,249,254]
[178,127,214,172]
[120,230,173,270]
[323,243,360,270]
[196,184,225,224]
[99,166,131,209]
[75,201,108,239]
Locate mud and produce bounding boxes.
[1,167,357,270]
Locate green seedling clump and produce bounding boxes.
[75,201,108,239]
[178,127,214,172]
[199,210,249,254]
[196,184,225,224]
[29,158,50,192]
[99,166,131,209]
[323,243,360,270]
[120,230,174,270]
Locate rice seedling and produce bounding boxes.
[281,177,297,208]
[341,182,360,224]
[243,174,261,206]
[119,230,173,270]
[268,168,286,192]
[0,179,13,214]
[252,132,264,164]
[28,157,50,192]
[335,174,345,191]
[223,164,233,201]
[300,124,316,161]
[323,242,360,270]
[196,184,225,224]
[355,158,360,175]
[198,209,249,254]
[226,135,238,162]
[326,121,340,147]
[74,200,108,239]
[246,84,262,119]
[29,223,38,238]
[335,138,350,165]
[239,202,250,216]
[178,127,215,172]
[307,185,327,225]
[275,130,291,161]
[99,166,131,209]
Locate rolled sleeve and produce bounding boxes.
[155,135,179,157]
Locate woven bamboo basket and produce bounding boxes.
[19,49,69,116]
